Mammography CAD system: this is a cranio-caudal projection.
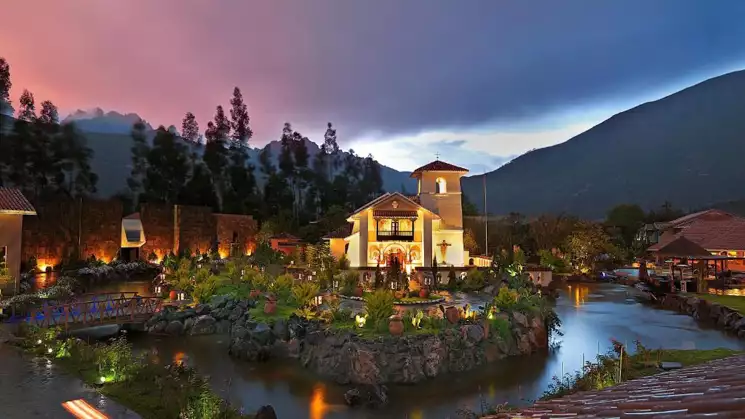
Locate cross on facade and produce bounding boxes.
[438,239,451,259]
[435,152,440,160]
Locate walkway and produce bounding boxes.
[0,344,140,418]
[486,355,745,418]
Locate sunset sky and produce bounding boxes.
[3,1,745,172]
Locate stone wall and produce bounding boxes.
[139,203,174,261]
[215,213,257,258]
[661,294,745,338]
[21,198,122,267]
[175,205,215,255]
[80,199,123,262]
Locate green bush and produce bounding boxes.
[337,270,359,295]
[271,274,295,302]
[192,275,221,304]
[462,269,485,291]
[364,289,395,328]
[95,337,142,383]
[292,282,320,308]
[490,316,513,342]
[494,287,519,311]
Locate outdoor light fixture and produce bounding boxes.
[154,285,162,295]
[178,292,186,301]
[197,263,202,269]
[333,280,339,290]
[313,295,324,306]
[47,347,53,354]
[390,282,396,290]
[355,314,367,328]
[100,376,106,383]
[37,339,42,345]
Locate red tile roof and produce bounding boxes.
[651,236,712,257]
[410,160,469,177]
[488,355,745,418]
[322,224,352,240]
[648,217,745,252]
[669,209,735,227]
[0,188,36,214]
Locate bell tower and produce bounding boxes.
[411,160,469,229]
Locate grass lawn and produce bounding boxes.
[694,293,745,314]
[348,291,443,304]
[627,348,743,379]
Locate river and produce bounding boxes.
[110,282,744,419]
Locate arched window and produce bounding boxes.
[435,177,447,193]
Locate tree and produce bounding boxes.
[203,105,231,207]
[0,57,10,112]
[140,126,190,204]
[565,221,614,274]
[323,122,339,179]
[181,112,199,143]
[463,228,480,254]
[52,122,98,197]
[127,121,150,201]
[462,193,479,216]
[229,87,252,145]
[529,214,578,252]
[178,154,218,209]
[17,89,36,122]
[605,204,646,250]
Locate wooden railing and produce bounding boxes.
[26,295,162,330]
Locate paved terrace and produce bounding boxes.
[487,355,745,418]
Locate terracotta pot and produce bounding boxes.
[354,286,364,297]
[389,315,404,336]
[264,299,277,314]
[394,290,405,300]
[250,290,261,299]
[419,288,429,299]
[169,290,178,300]
[445,306,460,324]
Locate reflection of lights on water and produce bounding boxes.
[489,383,496,398]
[409,409,423,419]
[61,399,109,419]
[173,352,186,366]
[573,285,589,307]
[310,383,330,419]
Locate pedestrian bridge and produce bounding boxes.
[6,292,162,330]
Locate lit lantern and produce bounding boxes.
[355,314,367,328]
[178,292,186,301]
[47,347,53,354]
[390,281,396,290]
[197,263,202,269]
[313,295,324,307]
[333,280,339,290]
[154,285,162,295]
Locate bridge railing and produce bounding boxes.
[2,292,145,322]
[26,295,163,330]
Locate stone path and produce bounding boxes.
[0,343,140,418]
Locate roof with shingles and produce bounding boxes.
[648,217,745,252]
[322,223,352,240]
[410,160,469,177]
[486,354,745,418]
[0,188,36,215]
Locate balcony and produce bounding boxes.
[377,229,414,241]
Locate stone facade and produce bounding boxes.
[215,213,258,258]
[139,203,174,261]
[21,198,122,268]
[175,205,215,256]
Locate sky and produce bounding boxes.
[3,1,745,172]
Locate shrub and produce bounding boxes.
[95,336,142,383]
[462,269,486,291]
[494,287,519,311]
[292,282,319,308]
[271,274,295,302]
[337,270,359,295]
[364,289,395,328]
[490,316,513,342]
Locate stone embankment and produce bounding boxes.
[661,294,745,338]
[145,295,255,336]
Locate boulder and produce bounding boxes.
[462,324,485,344]
[190,315,217,335]
[183,317,195,332]
[228,306,245,322]
[216,320,232,334]
[195,304,211,316]
[209,295,229,309]
[512,312,529,329]
[272,319,289,341]
[344,384,389,408]
[251,323,274,346]
[255,405,278,419]
[152,320,168,334]
[165,320,184,336]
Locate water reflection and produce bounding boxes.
[127,283,745,419]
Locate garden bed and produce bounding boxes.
[339,292,446,305]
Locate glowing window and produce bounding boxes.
[435,177,447,194]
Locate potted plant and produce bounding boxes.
[264,295,277,314]
[419,287,429,299]
[445,306,460,324]
[169,289,178,300]
[250,289,261,299]
[388,314,404,336]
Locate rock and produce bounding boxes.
[195,304,211,316]
[216,320,232,334]
[285,338,301,358]
[482,285,496,295]
[183,317,195,332]
[344,384,389,408]
[210,295,229,309]
[251,323,274,345]
[344,388,362,406]
[512,312,529,328]
[272,319,289,341]
[255,405,278,419]
[168,308,196,322]
[660,361,683,370]
[461,324,485,344]
[165,320,184,335]
[228,306,245,322]
[190,315,217,335]
[152,320,168,333]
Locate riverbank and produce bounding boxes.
[0,339,139,418]
[661,293,745,338]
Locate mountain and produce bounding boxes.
[462,70,745,219]
[2,110,415,197]
[62,108,153,134]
